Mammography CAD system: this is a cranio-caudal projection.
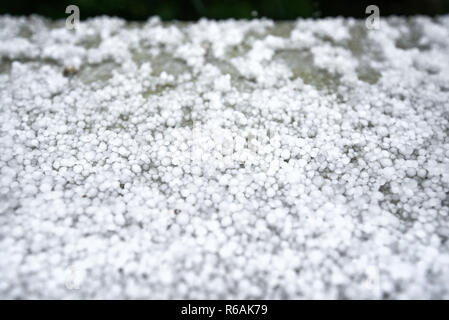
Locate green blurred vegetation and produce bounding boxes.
[1,0,449,20]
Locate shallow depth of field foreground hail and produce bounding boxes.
[0,14,449,299]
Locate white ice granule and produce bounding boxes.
[0,15,449,299]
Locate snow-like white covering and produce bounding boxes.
[0,15,449,299]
